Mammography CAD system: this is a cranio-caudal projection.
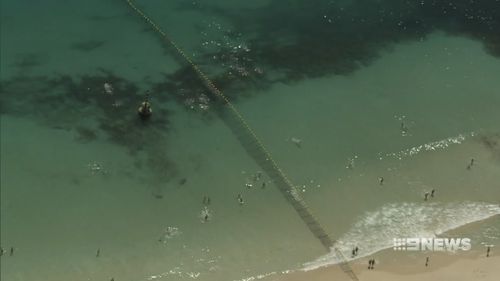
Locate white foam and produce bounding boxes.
[303,201,500,271]
[385,132,474,160]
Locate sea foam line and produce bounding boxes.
[385,132,475,160]
[303,201,500,271]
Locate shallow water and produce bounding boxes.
[1,1,500,281]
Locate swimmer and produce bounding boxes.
[466,158,475,170]
[378,177,384,185]
[431,189,435,198]
[103,82,114,95]
[0,247,4,256]
[203,196,211,205]
[424,192,429,201]
[487,246,491,257]
[96,248,100,257]
[346,156,357,169]
[261,182,266,189]
[237,194,244,205]
[200,206,211,223]
[10,247,14,256]
[253,172,262,182]
[400,122,408,135]
[291,137,302,148]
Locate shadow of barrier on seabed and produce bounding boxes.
[124,0,358,279]
[216,102,359,281]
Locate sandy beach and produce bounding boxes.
[281,250,499,281]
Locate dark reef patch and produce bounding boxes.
[0,71,177,184]
[3,0,499,190]
[174,0,500,83]
[117,0,497,113]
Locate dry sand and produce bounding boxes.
[279,251,498,281]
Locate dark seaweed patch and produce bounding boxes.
[174,0,500,83]
[3,0,499,186]
[0,72,177,183]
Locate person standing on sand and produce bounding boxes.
[487,246,491,257]
[425,257,429,267]
[368,259,375,269]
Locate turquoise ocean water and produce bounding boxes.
[1,1,500,280]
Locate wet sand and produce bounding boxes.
[281,251,499,281]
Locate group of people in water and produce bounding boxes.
[351,246,359,257]
[0,247,14,257]
[424,189,436,201]
[198,171,267,223]
[421,158,476,201]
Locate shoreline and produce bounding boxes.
[280,248,498,281]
